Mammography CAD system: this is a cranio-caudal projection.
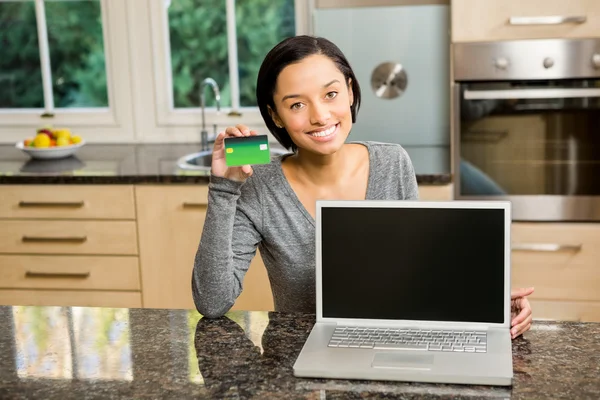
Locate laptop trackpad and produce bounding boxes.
[372,353,434,370]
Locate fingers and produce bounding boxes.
[511,314,533,339]
[511,298,531,327]
[511,287,535,299]
[223,125,259,138]
[223,124,250,137]
[213,131,226,146]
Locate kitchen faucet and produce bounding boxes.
[200,77,221,151]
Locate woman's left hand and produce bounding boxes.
[510,287,534,339]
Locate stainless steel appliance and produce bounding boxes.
[453,38,600,221]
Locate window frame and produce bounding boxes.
[144,0,312,131]
[0,0,135,142]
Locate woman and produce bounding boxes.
[192,35,533,339]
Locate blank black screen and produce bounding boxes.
[321,207,505,323]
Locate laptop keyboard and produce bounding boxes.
[328,327,487,353]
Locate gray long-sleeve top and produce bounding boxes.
[192,141,419,318]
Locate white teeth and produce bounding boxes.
[310,124,337,137]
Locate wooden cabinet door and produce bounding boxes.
[135,185,274,311]
[512,222,600,322]
[452,0,600,42]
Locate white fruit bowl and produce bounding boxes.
[16,140,86,160]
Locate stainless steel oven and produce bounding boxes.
[453,38,600,221]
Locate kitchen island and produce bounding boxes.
[0,305,598,399]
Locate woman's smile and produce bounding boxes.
[307,123,339,141]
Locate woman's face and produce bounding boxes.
[271,54,354,155]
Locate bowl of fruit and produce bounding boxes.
[16,127,85,160]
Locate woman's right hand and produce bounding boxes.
[211,124,258,182]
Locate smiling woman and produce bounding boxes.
[191,36,419,318]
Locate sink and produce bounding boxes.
[177,147,290,171]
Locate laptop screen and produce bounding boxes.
[320,206,505,323]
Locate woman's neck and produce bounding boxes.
[286,144,353,187]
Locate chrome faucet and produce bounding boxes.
[200,77,221,151]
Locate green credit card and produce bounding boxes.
[224,135,271,167]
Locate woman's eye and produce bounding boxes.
[290,102,304,110]
[325,91,338,99]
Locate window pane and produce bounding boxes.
[46,0,108,108]
[236,0,295,107]
[168,0,230,108]
[0,1,44,108]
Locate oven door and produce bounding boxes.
[454,79,600,221]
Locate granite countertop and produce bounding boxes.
[0,143,452,185]
[0,305,598,399]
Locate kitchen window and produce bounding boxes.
[0,0,134,141]
[0,0,310,141]
[147,0,309,130]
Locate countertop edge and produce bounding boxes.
[0,174,452,185]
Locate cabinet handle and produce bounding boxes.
[512,243,582,252]
[25,271,90,279]
[509,16,587,25]
[182,202,207,209]
[464,88,600,100]
[22,236,88,243]
[19,201,85,208]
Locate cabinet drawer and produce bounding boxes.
[512,223,600,302]
[0,220,138,255]
[0,255,140,291]
[0,289,141,308]
[0,185,135,220]
[452,0,600,42]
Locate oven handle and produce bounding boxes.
[512,243,583,253]
[464,88,600,100]
[509,15,587,26]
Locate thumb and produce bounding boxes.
[241,165,253,178]
[511,287,534,299]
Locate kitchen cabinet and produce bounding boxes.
[135,185,274,311]
[0,185,142,308]
[452,0,600,42]
[512,222,600,322]
[418,184,453,200]
[4,184,598,322]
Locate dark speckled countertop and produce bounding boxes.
[0,306,598,399]
[0,143,452,185]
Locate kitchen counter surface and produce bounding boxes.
[0,305,598,399]
[0,143,452,185]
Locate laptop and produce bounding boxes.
[293,200,513,386]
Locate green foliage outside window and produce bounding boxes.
[168,0,295,108]
[0,0,294,110]
[0,0,107,108]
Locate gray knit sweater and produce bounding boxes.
[192,141,419,317]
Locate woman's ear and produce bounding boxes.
[268,106,284,128]
[347,78,354,107]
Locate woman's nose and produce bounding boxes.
[309,103,331,125]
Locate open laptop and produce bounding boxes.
[293,200,513,386]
